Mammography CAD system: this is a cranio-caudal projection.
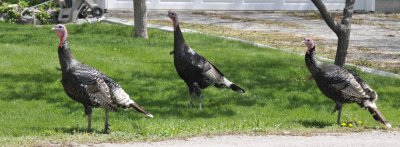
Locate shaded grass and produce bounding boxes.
[0,22,399,145]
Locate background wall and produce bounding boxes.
[376,0,400,12]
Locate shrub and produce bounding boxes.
[1,0,58,24]
[27,0,48,6]
[0,2,22,23]
[1,0,20,4]
[35,9,51,24]
[5,8,21,23]
[2,0,48,6]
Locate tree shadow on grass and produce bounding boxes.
[0,55,334,120]
[0,69,84,112]
[120,60,332,119]
[0,70,61,102]
[296,120,333,128]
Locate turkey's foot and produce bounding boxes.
[103,124,111,134]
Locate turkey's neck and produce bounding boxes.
[58,40,77,72]
[305,46,320,74]
[174,25,186,52]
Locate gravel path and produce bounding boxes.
[92,131,400,147]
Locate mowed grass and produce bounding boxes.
[0,22,399,145]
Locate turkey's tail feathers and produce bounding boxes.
[367,105,391,128]
[130,103,153,118]
[221,77,245,93]
[230,84,245,93]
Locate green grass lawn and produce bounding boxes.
[0,22,399,145]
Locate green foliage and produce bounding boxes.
[0,2,25,23]
[2,0,48,6]
[0,23,399,145]
[1,0,57,24]
[1,0,19,4]
[17,0,28,8]
[0,2,11,13]
[28,0,48,6]
[37,0,57,9]
[35,8,51,24]
[4,7,20,23]
[34,0,57,24]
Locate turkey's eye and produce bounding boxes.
[58,26,62,28]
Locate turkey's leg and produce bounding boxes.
[188,85,195,109]
[85,106,93,132]
[104,109,110,133]
[189,93,195,109]
[88,114,92,132]
[198,94,203,110]
[336,104,343,125]
[192,83,202,110]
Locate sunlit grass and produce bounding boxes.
[0,22,399,145]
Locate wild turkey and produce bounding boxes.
[167,11,245,110]
[52,24,153,132]
[303,38,391,128]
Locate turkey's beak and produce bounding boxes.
[51,26,58,31]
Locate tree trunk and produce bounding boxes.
[311,0,355,67]
[334,33,350,66]
[133,0,148,38]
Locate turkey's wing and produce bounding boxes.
[323,67,369,99]
[73,69,117,110]
[184,46,224,81]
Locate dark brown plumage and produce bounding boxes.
[53,24,153,132]
[168,11,245,110]
[303,38,390,128]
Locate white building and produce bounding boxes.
[104,0,376,11]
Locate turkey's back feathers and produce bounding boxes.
[174,44,225,89]
[66,66,118,111]
[308,60,374,107]
[172,21,244,94]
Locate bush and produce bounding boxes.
[1,0,58,24]
[1,0,20,4]
[35,9,51,24]
[5,8,20,23]
[0,2,12,13]
[28,0,48,6]
[0,2,22,23]
[2,0,48,6]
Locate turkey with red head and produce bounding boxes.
[303,38,391,128]
[168,11,245,110]
[52,24,153,132]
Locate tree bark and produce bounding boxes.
[335,33,350,66]
[133,0,148,38]
[311,0,355,67]
[311,0,340,33]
